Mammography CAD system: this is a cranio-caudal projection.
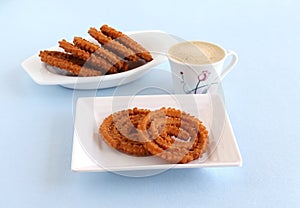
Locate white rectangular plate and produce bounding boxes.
[71,94,242,173]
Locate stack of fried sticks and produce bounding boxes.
[39,24,153,77]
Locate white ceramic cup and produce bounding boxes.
[168,41,238,94]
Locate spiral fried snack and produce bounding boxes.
[88,27,139,62]
[73,37,128,71]
[101,24,153,62]
[59,39,118,74]
[39,50,102,76]
[138,108,209,164]
[99,108,152,157]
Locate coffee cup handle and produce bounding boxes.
[220,50,238,79]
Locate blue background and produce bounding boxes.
[0,0,299,207]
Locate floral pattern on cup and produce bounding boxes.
[180,70,211,94]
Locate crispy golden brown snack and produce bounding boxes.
[39,24,151,77]
[100,24,153,62]
[88,27,139,62]
[99,107,209,164]
[138,107,209,164]
[39,50,102,76]
[99,108,152,157]
[73,37,128,71]
[58,39,118,74]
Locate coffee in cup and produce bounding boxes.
[168,41,238,94]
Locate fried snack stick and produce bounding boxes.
[40,50,85,66]
[59,39,118,74]
[99,108,152,157]
[73,37,128,71]
[100,24,153,62]
[139,107,209,164]
[88,27,139,62]
[39,50,102,76]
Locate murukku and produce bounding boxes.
[59,39,118,74]
[39,24,152,77]
[73,36,99,53]
[138,107,209,164]
[73,37,127,71]
[39,50,102,76]
[88,27,140,62]
[100,24,153,62]
[99,107,209,164]
[99,108,152,157]
[126,60,147,71]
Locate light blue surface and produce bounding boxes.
[1,0,299,207]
